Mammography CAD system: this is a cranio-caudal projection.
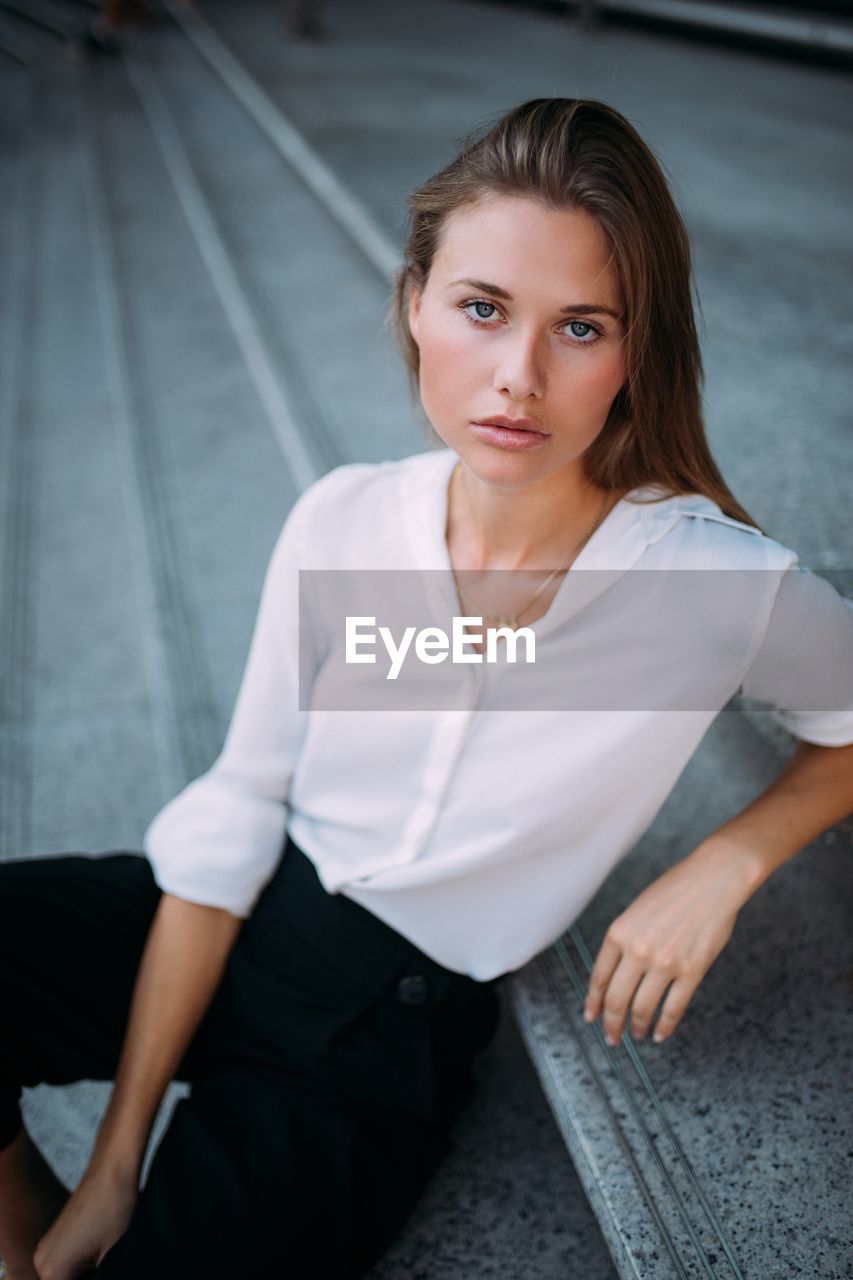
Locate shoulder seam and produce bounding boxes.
[679,509,764,536]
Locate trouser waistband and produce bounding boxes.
[259,834,499,1010]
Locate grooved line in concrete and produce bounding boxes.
[508,969,656,1280]
[123,28,342,476]
[0,13,35,65]
[0,75,36,858]
[0,0,70,39]
[538,948,696,1280]
[163,0,402,283]
[76,70,219,796]
[123,34,324,494]
[555,933,743,1279]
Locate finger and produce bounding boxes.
[600,958,647,1046]
[584,935,623,1020]
[652,972,703,1042]
[628,970,673,1040]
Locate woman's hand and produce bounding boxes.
[32,1162,138,1280]
[583,840,759,1046]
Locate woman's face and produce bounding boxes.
[408,194,626,489]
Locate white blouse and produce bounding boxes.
[143,449,853,980]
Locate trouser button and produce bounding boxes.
[396,974,429,1005]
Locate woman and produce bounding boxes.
[2,98,852,1280]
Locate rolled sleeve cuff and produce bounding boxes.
[766,707,853,748]
[142,771,289,917]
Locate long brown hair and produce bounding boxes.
[388,97,760,530]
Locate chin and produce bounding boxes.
[456,447,554,489]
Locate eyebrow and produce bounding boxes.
[447,278,621,319]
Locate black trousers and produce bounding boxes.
[0,835,503,1278]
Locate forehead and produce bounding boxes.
[432,194,619,300]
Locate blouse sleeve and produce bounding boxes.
[739,563,853,746]
[142,483,319,917]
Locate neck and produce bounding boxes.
[447,461,616,571]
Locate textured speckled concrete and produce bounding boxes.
[1,1,851,1277]
[367,1005,619,1279]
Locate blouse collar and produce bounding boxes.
[399,447,692,637]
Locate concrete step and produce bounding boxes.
[595,0,853,57]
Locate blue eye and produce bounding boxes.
[567,321,596,340]
[463,300,497,323]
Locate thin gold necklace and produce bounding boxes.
[448,465,613,631]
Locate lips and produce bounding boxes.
[472,416,549,435]
[469,419,550,452]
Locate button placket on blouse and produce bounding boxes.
[395,661,485,862]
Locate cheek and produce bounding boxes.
[417,321,483,399]
[572,349,626,407]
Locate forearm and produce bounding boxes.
[696,739,853,899]
[89,892,243,1180]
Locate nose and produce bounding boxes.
[491,326,545,400]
